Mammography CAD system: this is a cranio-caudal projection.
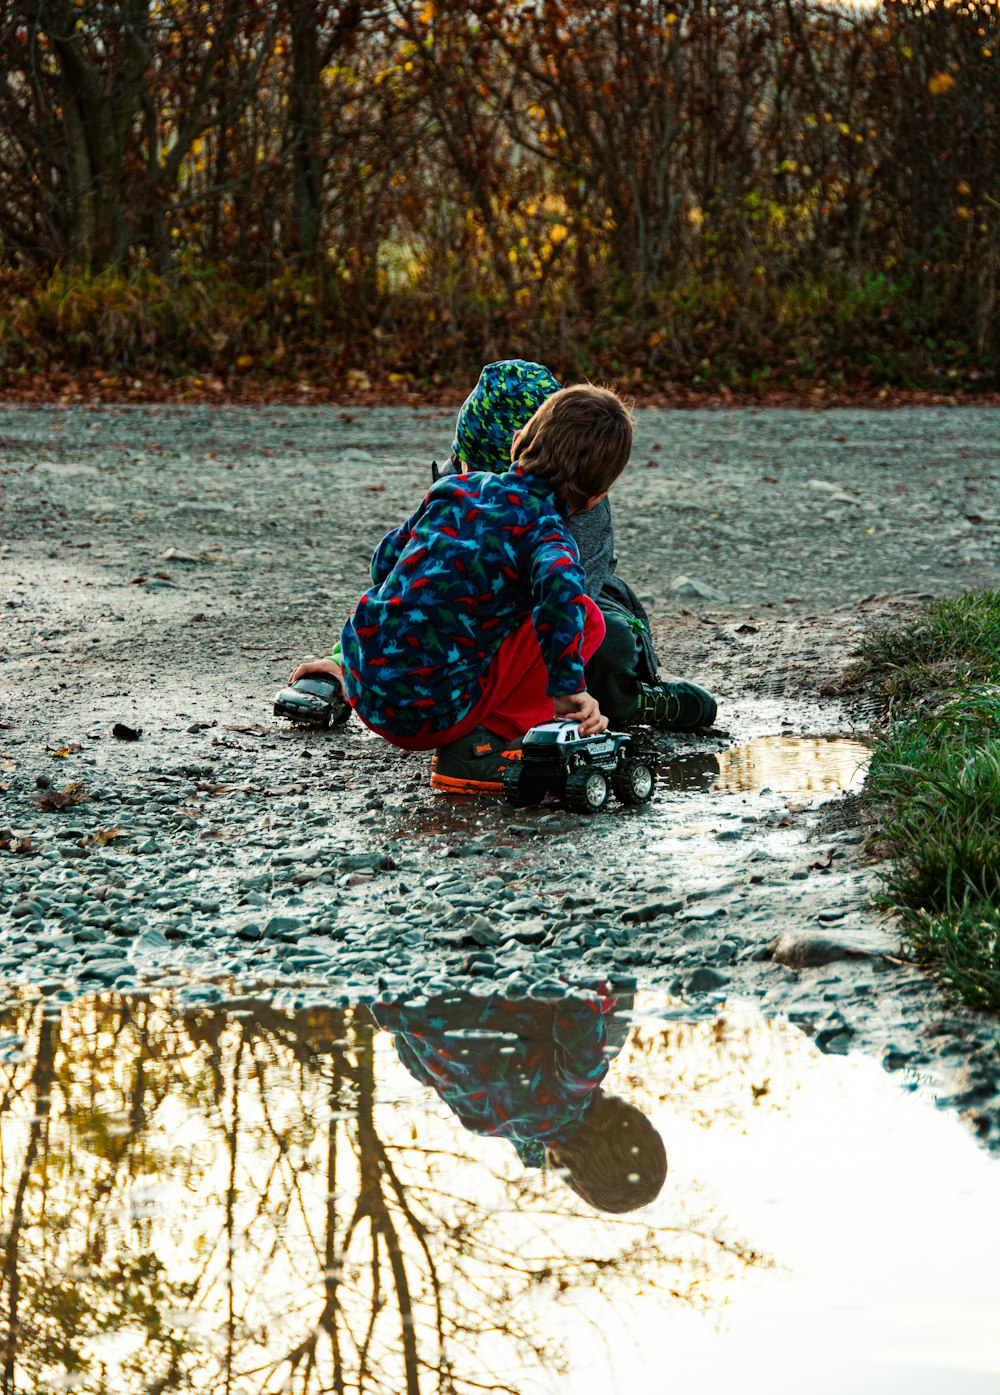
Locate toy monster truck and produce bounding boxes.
[273,674,350,729]
[502,720,656,813]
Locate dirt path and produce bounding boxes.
[2,403,999,1145]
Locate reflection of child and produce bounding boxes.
[372,986,667,1214]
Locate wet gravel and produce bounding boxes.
[2,403,1000,1146]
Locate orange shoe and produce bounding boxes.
[430,727,523,793]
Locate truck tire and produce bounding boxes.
[503,766,547,807]
[612,758,656,805]
[565,767,610,812]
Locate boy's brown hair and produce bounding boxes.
[516,383,633,512]
[549,1093,667,1214]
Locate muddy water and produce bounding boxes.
[1,989,997,1395]
[658,734,870,797]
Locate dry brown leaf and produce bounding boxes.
[34,781,88,810]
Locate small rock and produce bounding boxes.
[621,900,683,925]
[671,575,731,603]
[500,919,548,945]
[263,914,305,938]
[339,852,397,873]
[161,547,206,564]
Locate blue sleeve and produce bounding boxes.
[370,513,416,585]
[520,523,589,697]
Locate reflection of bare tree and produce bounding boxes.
[0,994,765,1394]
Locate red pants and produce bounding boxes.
[358,597,606,750]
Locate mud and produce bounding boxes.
[2,403,1000,1147]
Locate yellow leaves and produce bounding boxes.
[954,206,972,221]
[508,248,518,264]
[235,354,253,369]
[80,827,123,848]
[928,71,955,96]
[957,180,972,197]
[49,743,82,758]
[549,223,568,244]
[419,1,434,21]
[901,45,914,59]
[805,113,818,127]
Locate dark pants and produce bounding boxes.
[585,606,653,727]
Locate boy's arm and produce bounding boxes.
[523,525,590,697]
[369,506,420,585]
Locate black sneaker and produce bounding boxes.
[274,675,350,728]
[430,727,523,793]
[635,679,717,731]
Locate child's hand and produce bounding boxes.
[554,690,607,736]
[288,658,344,689]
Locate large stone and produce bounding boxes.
[680,966,729,993]
[769,929,889,969]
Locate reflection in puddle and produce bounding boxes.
[0,989,997,1394]
[659,736,870,800]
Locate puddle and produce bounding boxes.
[1,987,997,1394]
[659,735,870,799]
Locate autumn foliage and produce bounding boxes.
[0,0,997,398]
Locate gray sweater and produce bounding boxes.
[569,497,660,679]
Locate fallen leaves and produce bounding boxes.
[47,742,82,758]
[0,829,36,855]
[78,827,123,847]
[33,781,88,810]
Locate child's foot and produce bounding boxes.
[634,679,717,731]
[430,727,523,792]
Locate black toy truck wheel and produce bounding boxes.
[612,757,656,805]
[565,767,610,813]
[503,765,547,807]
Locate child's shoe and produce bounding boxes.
[635,679,717,731]
[430,727,523,792]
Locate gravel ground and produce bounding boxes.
[2,403,1000,1145]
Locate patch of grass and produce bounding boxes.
[902,905,1000,1014]
[845,590,1000,704]
[851,591,1000,1009]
